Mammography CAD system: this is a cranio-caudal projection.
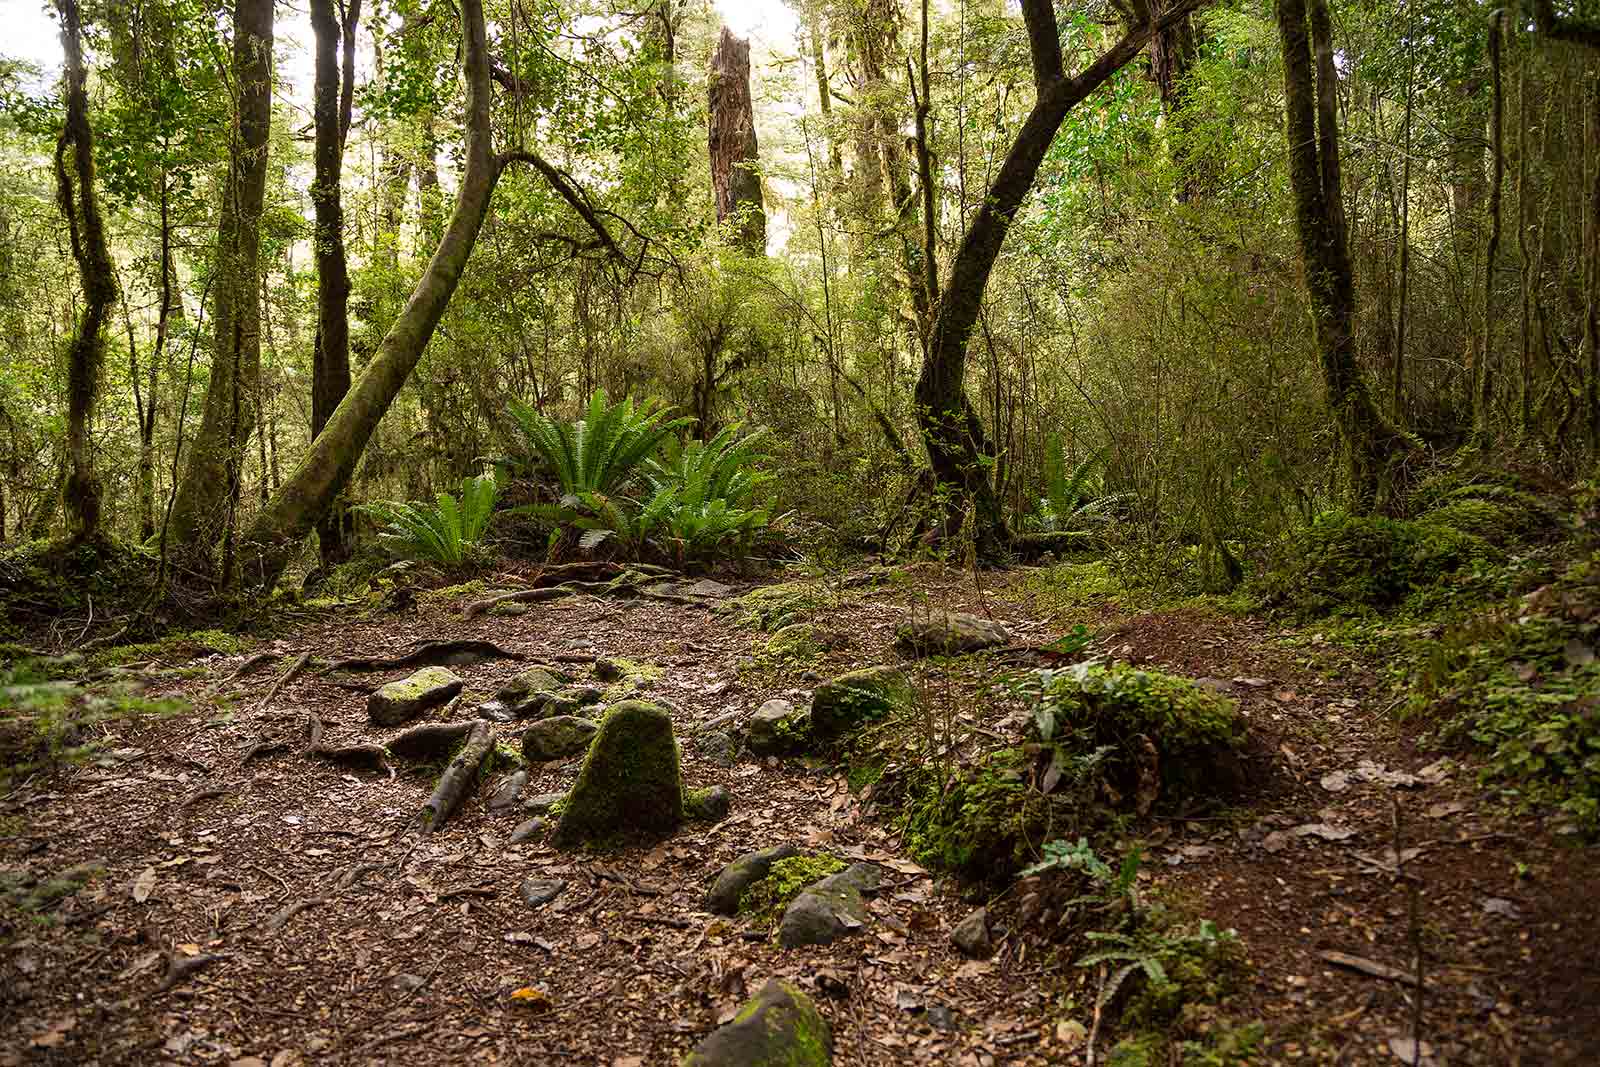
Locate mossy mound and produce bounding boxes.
[90,628,252,669]
[681,978,830,1067]
[719,582,831,632]
[738,854,846,927]
[1254,511,1495,618]
[899,749,1054,880]
[551,701,683,848]
[810,666,914,740]
[764,623,821,661]
[0,536,159,641]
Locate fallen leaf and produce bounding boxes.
[1320,771,1351,793]
[132,867,156,903]
[1292,822,1357,842]
[1482,897,1521,919]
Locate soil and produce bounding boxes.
[2,565,1596,1066]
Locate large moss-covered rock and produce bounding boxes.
[809,666,913,740]
[682,978,831,1067]
[895,611,1012,657]
[367,667,463,726]
[521,716,599,761]
[551,701,683,848]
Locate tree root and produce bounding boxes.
[260,896,326,935]
[324,639,522,672]
[420,719,493,834]
[388,721,477,762]
[462,585,580,618]
[463,569,676,618]
[205,651,282,697]
[154,951,227,994]
[257,651,313,710]
[306,713,394,776]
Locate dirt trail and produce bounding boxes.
[2,568,1595,1065]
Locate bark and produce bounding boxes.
[1477,13,1505,439]
[708,27,766,254]
[1275,0,1409,512]
[310,0,360,567]
[54,0,116,543]
[915,0,1206,557]
[168,0,273,562]
[420,719,492,833]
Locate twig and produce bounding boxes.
[626,912,690,929]
[153,951,227,994]
[258,651,312,710]
[178,786,232,811]
[205,651,282,697]
[259,896,326,935]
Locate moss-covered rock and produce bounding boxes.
[765,623,821,660]
[737,853,846,926]
[551,701,683,848]
[720,582,830,632]
[706,844,802,915]
[521,715,599,761]
[895,611,1012,658]
[777,862,880,948]
[901,749,1050,879]
[745,698,810,755]
[682,978,831,1067]
[366,666,463,726]
[684,784,732,822]
[809,666,913,741]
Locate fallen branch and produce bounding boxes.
[241,734,289,763]
[462,585,580,619]
[260,896,326,935]
[205,651,282,697]
[420,719,493,833]
[178,786,233,811]
[1319,950,1420,986]
[154,951,227,994]
[258,651,313,710]
[325,640,522,673]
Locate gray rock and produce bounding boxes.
[508,817,547,844]
[684,785,732,822]
[706,844,800,915]
[778,863,881,948]
[809,667,913,741]
[496,666,568,707]
[682,978,830,1067]
[521,716,599,761]
[488,770,528,811]
[523,791,566,815]
[564,686,604,707]
[367,667,464,726]
[895,611,1012,657]
[551,701,683,849]
[745,698,809,755]
[695,729,738,768]
[593,658,624,683]
[519,877,567,908]
[950,907,994,958]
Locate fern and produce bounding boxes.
[507,391,693,496]
[354,472,499,567]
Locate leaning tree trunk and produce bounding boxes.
[915,0,1205,558]
[1275,0,1410,512]
[53,0,116,544]
[168,0,273,565]
[309,0,360,569]
[708,27,766,255]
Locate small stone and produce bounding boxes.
[519,877,567,908]
[684,785,732,822]
[523,791,566,815]
[367,667,464,726]
[706,844,801,915]
[521,716,599,761]
[488,770,528,811]
[682,978,830,1067]
[593,658,624,683]
[746,698,809,755]
[778,863,881,948]
[950,907,994,958]
[695,729,738,768]
[895,611,1011,657]
[508,817,547,844]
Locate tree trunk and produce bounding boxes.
[1275,0,1409,512]
[168,0,273,563]
[708,27,766,255]
[53,0,116,544]
[310,0,360,568]
[1149,0,1211,201]
[915,0,1201,557]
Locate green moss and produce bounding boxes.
[1041,662,1245,754]
[901,749,1051,878]
[763,623,822,662]
[421,579,490,600]
[720,582,833,632]
[551,701,682,848]
[91,628,251,668]
[738,854,846,927]
[846,761,884,792]
[810,666,914,740]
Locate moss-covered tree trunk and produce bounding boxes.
[708,27,766,255]
[53,0,116,544]
[916,0,1202,558]
[168,0,273,564]
[238,0,502,588]
[309,0,360,568]
[1274,0,1410,512]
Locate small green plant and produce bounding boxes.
[355,472,499,567]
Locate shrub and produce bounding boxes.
[506,390,692,497]
[354,472,499,568]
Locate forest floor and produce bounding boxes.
[1,562,1596,1066]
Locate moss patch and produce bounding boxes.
[900,749,1052,879]
[720,581,833,632]
[90,629,251,669]
[738,854,846,927]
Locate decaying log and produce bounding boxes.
[420,719,493,833]
[324,639,522,673]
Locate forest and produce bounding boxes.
[1,0,1599,1062]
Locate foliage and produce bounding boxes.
[506,391,692,498]
[899,748,1054,879]
[354,473,500,568]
